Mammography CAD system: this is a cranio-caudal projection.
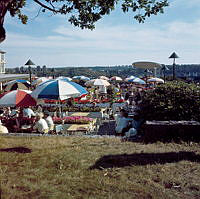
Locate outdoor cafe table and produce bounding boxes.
[55,120,97,135]
[20,125,35,133]
[74,103,110,108]
[67,111,103,124]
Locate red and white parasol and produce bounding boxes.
[0,90,37,107]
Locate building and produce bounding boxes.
[0,50,6,73]
[0,50,31,90]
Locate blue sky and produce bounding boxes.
[1,0,200,68]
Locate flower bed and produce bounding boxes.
[53,116,94,124]
[46,106,101,112]
[113,99,125,103]
[44,99,67,104]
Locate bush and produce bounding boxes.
[140,81,200,121]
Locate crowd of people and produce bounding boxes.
[0,106,55,134]
[0,81,147,137]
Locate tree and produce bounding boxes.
[0,0,169,43]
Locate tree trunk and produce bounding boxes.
[0,0,14,43]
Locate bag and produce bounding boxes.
[125,128,137,138]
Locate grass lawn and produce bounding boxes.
[0,136,200,199]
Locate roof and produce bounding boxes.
[132,61,162,69]
[169,52,179,59]
[25,59,35,66]
[0,74,31,82]
[0,50,6,54]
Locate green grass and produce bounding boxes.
[0,136,200,199]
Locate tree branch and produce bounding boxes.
[31,6,42,20]
[33,0,59,13]
[0,0,14,42]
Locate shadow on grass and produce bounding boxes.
[90,151,200,169]
[0,147,32,153]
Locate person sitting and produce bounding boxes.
[4,107,11,117]
[36,105,43,114]
[122,112,144,141]
[23,106,36,118]
[44,111,54,133]
[10,107,19,117]
[8,112,20,133]
[0,120,8,134]
[33,113,49,134]
[115,109,132,136]
[0,109,4,116]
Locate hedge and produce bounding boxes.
[140,81,200,121]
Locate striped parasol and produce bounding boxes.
[31,79,88,100]
[0,90,36,107]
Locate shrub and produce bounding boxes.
[140,81,200,121]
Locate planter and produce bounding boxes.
[143,121,200,143]
[55,122,96,134]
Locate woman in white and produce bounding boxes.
[0,120,8,134]
[33,113,49,134]
[44,111,54,131]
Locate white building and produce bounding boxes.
[0,50,6,73]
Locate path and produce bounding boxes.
[97,120,116,136]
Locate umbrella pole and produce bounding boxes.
[60,101,63,118]
[59,100,62,118]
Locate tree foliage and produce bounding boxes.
[140,81,200,121]
[0,0,169,42]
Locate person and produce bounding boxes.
[36,105,43,114]
[114,86,120,93]
[7,111,20,133]
[0,109,4,116]
[10,107,19,117]
[107,86,112,96]
[134,90,142,105]
[67,98,73,106]
[115,109,132,136]
[119,94,124,100]
[0,120,8,134]
[122,112,144,141]
[125,91,130,101]
[122,99,129,112]
[99,85,107,94]
[44,111,54,132]
[94,88,99,99]
[5,107,11,116]
[33,113,49,134]
[23,106,36,118]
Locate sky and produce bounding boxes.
[1,0,200,68]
